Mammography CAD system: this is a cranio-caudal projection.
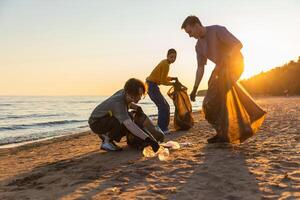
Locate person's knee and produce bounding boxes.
[88,118,102,135]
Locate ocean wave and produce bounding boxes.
[68,101,98,103]
[78,125,89,128]
[0,104,12,106]
[0,114,59,120]
[0,119,86,131]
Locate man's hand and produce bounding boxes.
[190,88,197,102]
[145,137,159,152]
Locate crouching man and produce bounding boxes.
[88,78,161,152]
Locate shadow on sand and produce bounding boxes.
[0,130,262,199]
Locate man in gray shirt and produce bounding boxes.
[89,78,160,151]
[181,16,266,143]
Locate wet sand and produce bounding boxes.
[0,97,299,199]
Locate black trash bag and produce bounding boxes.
[203,55,266,143]
[167,81,194,130]
[126,110,165,150]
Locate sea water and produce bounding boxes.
[0,96,203,146]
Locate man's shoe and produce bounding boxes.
[101,141,123,151]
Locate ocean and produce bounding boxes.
[0,96,203,146]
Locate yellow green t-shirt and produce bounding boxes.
[146,59,172,85]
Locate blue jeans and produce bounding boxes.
[147,81,170,131]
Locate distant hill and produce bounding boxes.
[196,56,300,96]
[240,56,300,96]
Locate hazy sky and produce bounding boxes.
[1,0,299,95]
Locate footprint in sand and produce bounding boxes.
[7,172,45,187]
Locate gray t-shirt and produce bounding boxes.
[196,25,242,66]
[90,89,130,123]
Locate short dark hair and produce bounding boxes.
[124,78,146,96]
[167,48,177,56]
[181,15,202,29]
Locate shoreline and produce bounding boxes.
[0,131,91,156]
[0,109,196,151]
[0,130,90,150]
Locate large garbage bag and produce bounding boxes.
[167,81,194,130]
[203,55,266,143]
[126,110,165,149]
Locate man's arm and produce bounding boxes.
[190,64,205,101]
[123,119,159,152]
[123,119,148,140]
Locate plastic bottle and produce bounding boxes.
[158,147,170,161]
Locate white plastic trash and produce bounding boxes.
[158,147,170,161]
[143,145,170,161]
[161,141,181,149]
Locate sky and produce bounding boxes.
[0,0,299,96]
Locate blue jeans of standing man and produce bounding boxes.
[147,81,170,132]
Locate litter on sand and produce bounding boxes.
[143,140,192,161]
[160,141,181,149]
[143,146,169,161]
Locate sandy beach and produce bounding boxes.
[0,97,299,200]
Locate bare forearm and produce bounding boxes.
[193,65,205,91]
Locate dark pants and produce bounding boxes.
[88,116,126,142]
[147,81,170,132]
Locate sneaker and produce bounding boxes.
[101,141,123,151]
[100,133,122,151]
[110,140,123,150]
[163,130,171,135]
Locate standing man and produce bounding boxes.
[181,15,266,143]
[146,49,178,134]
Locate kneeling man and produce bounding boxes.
[88,78,161,152]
